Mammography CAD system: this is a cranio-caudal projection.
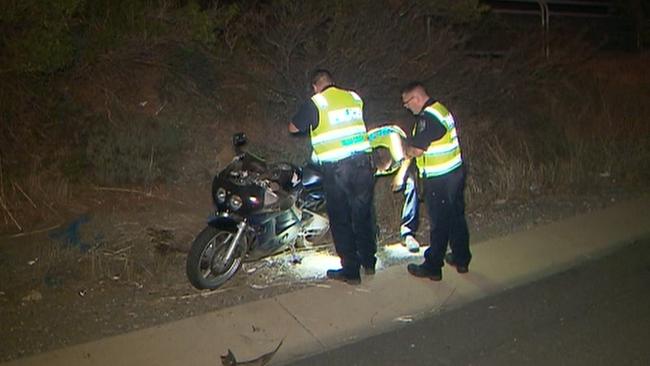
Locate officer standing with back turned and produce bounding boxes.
[289,69,376,285]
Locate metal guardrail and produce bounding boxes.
[483,0,648,53]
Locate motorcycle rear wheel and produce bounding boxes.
[186,226,247,290]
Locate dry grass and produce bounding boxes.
[0,169,70,235]
[461,74,649,209]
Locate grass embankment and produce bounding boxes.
[1,1,648,279]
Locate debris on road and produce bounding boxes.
[22,290,42,302]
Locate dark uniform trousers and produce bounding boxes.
[321,154,376,276]
[422,165,471,269]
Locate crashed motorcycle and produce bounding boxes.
[186,133,329,290]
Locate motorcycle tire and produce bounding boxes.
[186,226,247,290]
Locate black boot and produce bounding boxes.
[444,253,469,274]
[407,263,442,281]
[326,268,361,285]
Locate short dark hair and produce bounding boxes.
[401,81,426,95]
[311,69,334,86]
[372,147,393,172]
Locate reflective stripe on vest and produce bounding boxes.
[368,125,407,175]
[310,87,371,163]
[414,102,463,178]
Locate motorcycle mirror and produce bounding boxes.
[232,132,248,147]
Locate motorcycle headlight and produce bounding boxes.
[216,187,227,203]
[229,195,243,211]
[249,196,260,207]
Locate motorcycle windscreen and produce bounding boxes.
[368,124,407,176]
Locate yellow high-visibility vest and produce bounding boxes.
[310,87,371,163]
[414,102,463,178]
[368,124,407,175]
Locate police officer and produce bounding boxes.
[289,69,376,285]
[369,125,421,253]
[401,82,471,281]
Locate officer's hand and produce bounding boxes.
[391,175,405,192]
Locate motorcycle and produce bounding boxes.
[186,133,330,290]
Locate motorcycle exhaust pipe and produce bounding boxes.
[222,221,247,264]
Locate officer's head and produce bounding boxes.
[311,69,334,94]
[372,147,393,173]
[401,81,430,115]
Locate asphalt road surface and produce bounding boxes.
[286,238,650,366]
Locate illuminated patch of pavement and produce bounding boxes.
[247,242,429,284]
[380,242,429,261]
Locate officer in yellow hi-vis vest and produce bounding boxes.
[368,125,422,253]
[400,81,471,281]
[289,70,376,285]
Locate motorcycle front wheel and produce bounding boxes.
[186,226,247,290]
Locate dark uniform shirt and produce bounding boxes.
[291,85,367,133]
[291,100,319,133]
[408,98,447,150]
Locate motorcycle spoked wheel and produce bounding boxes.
[186,226,247,290]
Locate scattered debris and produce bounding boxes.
[494,198,508,205]
[394,315,414,323]
[599,171,611,178]
[78,289,87,297]
[221,338,284,366]
[22,290,43,302]
[250,284,268,290]
[245,266,258,274]
[27,258,38,266]
[158,287,232,302]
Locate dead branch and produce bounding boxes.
[0,196,22,232]
[12,181,37,208]
[156,287,233,302]
[92,185,186,206]
[0,154,4,199]
[147,146,155,191]
[7,222,62,239]
[103,245,134,257]
[35,184,63,218]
